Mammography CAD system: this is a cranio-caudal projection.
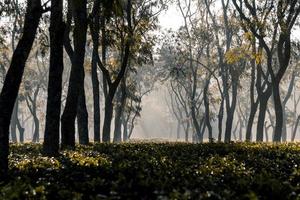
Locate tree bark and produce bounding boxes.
[77,86,89,144]
[32,115,39,143]
[256,94,270,141]
[102,93,114,142]
[0,0,42,179]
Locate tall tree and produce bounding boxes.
[0,0,42,179]
[43,0,64,156]
[61,0,88,148]
[97,0,132,142]
[90,0,101,142]
[233,0,300,142]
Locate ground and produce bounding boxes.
[1,142,300,199]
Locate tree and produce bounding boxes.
[61,0,88,148]
[43,0,64,155]
[90,0,101,142]
[233,0,300,142]
[96,0,132,142]
[0,0,43,180]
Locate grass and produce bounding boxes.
[1,142,300,199]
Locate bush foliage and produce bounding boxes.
[1,142,300,199]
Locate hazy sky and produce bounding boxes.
[159,5,183,30]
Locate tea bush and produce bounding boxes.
[1,142,300,199]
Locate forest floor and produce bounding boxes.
[1,142,300,199]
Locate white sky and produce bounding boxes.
[159,5,183,30]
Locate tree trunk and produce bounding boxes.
[204,79,213,141]
[61,0,87,149]
[43,0,64,156]
[185,121,190,142]
[239,119,243,141]
[102,93,114,142]
[282,109,287,142]
[191,105,201,141]
[17,118,25,143]
[246,102,258,141]
[77,86,89,144]
[256,96,269,141]
[90,0,101,142]
[273,83,283,142]
[92,53,100,142]
[0,0,42,179]
[99,0,132,142]
[10,101,19,143]
[292,115,300,142]
[122,114,129,141]
[32,115,39,143]
[224,80,238,142]
[217,98,224,142]
[246,53,258,141]
[113,80,127,143]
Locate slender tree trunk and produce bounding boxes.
[32,115,39,143]
[122,114,129,141]
[113,81,127,143]
[282,109,287,142]
[101,10,108,98]
[292,115,300,142]
[10,101,18,143]
[224,80,238,142]
[264,123,271,142]
[92,53,100,142]
[217,98,224,142]
[232,119,239,141]
[273,83,283,142]
[191,105,201,141]
[43,0,64,156]
[184,120,190,142]
[90,0,101,142]
[246,103,258,141]
[246,53,258,141]
[204,79,212,141]
[102,93,114,142]
[61,0,87,149]
[239,119,243,141]
[198,117,205,143]
[256,96,269,141]
[281,72,295,142]
[0,0,42,179]
[273,34,292,142]
[77,86,89,144]
[17,117,24,143]
[100,0,132,142]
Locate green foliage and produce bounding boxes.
[2,143,300,199]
